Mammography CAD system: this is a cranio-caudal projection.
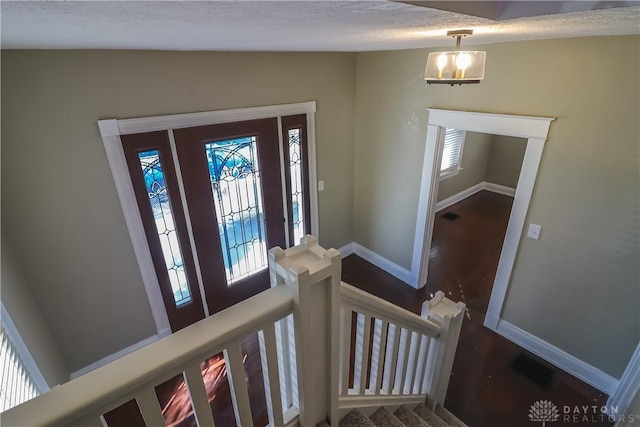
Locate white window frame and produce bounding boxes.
[439,128,466,180]
[97,101,319,336]
[0,303,49,412]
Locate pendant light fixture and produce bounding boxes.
[424,30,486,85]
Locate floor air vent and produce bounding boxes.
[441,212,460,221]
[512,353,556,388]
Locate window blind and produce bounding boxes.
[0,325,41,412]
[440,128,464,173]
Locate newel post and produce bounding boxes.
[268,235,341,426]
[421,291,465,409]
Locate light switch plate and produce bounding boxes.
[527,223,542,240]
[318,180,325,191]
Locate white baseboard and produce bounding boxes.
[435,182,485,212]
[608,342,640,416]
[351,243,415,287]
[70,328,170,380]
[483,182,516,197]
[338,242,355,258]
[494,319,618,394]
[435,181,516,213]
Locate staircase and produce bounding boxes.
[319,403,468,427]
[3,236,466,427]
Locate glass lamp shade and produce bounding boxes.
[424,51,486,85]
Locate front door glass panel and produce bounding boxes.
[204,137,268,285]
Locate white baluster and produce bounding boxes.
[224,342,254,427]
[381,323,400,394]
[183,363,216,427]
[340,306,353,396]
[413,335,431,395]
[259,323,285,427]
[405,332,421,394]
[135,386,166,427]
[394,328,411,394]
[369,319,389,395]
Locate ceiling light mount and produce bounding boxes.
[425,29,486,86]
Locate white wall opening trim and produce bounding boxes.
[412,108,555,330]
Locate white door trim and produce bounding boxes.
[609,341,640,419]
[97,101,318,335]
[412,108,555,331]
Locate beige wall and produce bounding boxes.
[437,131,492,201]
[1,50,356,373]
[1,238,69,386]
[486,135,527,188]
[353,36,639,378]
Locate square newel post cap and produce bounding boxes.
[268,235,341,284]
[422,291,466,323]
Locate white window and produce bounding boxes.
[440,128,465,178]
[0,306,47,412]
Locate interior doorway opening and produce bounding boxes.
[429,131,527,319]
[410,109,554,330]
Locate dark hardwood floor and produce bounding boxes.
[105,190,612,427]
[343,190,613,427]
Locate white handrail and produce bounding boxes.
[338,282,464,413]
[2,285,295,427]
[340,282,441,337]
[3,238,464,427]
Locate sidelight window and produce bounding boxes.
[138,150,192,306]
[287,128,305,246]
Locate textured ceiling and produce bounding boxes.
[1,1,639,52]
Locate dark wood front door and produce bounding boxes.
[172,118,286,315]
[122,116,310,332]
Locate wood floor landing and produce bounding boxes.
[343,190,613,427]
[105,190,612,427]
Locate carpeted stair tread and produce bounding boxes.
[369,407,406,427]
[394,405,431,427]
[414,403,449,427]
[316,421,331,427]
[339,409,377,427]
[434,405,468,427]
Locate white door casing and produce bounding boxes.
[97,101,319,336]
[411,108,554,329]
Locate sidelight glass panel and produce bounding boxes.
[288,128,305,245]
[205,137,267,285]
[138,150,192,306]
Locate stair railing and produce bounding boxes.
[1,285,300,427]
[2,236,464,427]
[268,236,465,426]
[337,284,465,416]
